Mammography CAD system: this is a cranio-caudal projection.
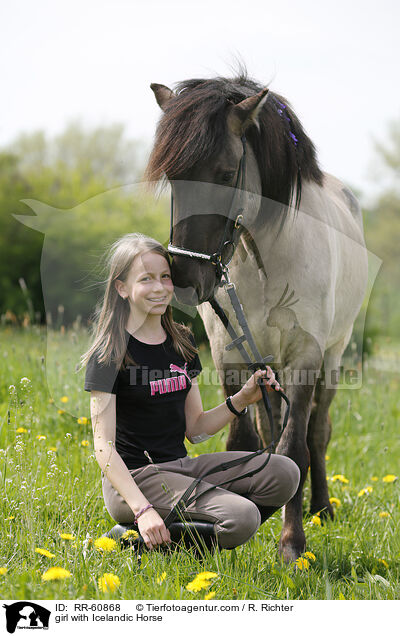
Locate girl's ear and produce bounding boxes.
[114,279,127,299]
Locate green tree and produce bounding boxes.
[363,119,400,340]
[0,123,164,323]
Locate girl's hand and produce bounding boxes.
[137,508,171,550]
[238,367,281,406]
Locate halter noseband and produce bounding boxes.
[167,134,247,279]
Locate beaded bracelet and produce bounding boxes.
[134,503,154,523]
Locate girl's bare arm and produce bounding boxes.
[90,391,170,549]
[184,368,280,442]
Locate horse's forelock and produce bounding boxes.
[145,73,323,210]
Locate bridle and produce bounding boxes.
[167,134,248,281]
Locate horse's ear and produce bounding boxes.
[150,83,175,111]
[227,87,269,135]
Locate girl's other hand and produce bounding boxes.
[137,508,171,550]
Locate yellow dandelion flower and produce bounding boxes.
[0,567,8,575]
[16,427,27,433]
[303,551,316,562]
[35,548,55,558]
[157,572,167,584]
[81,440,89,447]
[77,416,89,425]
[329,497,341,507]
[382,474,397,483]
[379,511,390,518]
[357,487,373,497]
[5,516,15,521]
[331,474,349,484]
[186,578,209,592]
[41,567,72,582]
[58,409,65,415]
[94,537,117,552]
[48,447,57,452]
[311,515,321,526]
[371,476,378,482]
[195,571,218,581]
[295,557,310,570]
[121,529,139,541]
[60,533,75,541]
[186,571,218,592]
[378,559,389,568]
[36,435,47,441]
[325,455,330,460]
[98,572,120,593]
[60,396,69,403]
[204,591,216,600]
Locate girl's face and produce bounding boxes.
[116,251,174,316]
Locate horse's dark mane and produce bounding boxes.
[145,69,323,211]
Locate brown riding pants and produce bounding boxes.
[102,451,300,549]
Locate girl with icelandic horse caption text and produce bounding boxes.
[80,233,300,551]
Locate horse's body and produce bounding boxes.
[146,72,368,561]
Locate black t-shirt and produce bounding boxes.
[84,330,202,469]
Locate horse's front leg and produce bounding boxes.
[254,389,282,448]
[276,378,315,562]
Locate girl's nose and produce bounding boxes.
[153,279,165,290]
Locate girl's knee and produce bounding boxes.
[272,455,300,505]
[215,497,261,549]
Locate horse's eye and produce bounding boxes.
[221,171,235,184]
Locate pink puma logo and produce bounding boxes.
[170,362,191,382]
[149,363,190,397]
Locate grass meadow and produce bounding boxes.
[0,325,399,600]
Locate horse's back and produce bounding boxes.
[321,173,364,236]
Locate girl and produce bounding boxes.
[81,233,300,551]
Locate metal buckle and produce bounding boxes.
[234,214,243,229]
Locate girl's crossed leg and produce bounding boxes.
[102,452,300,549]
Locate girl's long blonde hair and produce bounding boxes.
[79,233,198,372]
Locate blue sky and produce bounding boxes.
[1,0,399,202]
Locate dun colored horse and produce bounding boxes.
[145,70,368,562]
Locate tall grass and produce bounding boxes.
[0,326,399,599]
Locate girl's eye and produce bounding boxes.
[140,274,170,281]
